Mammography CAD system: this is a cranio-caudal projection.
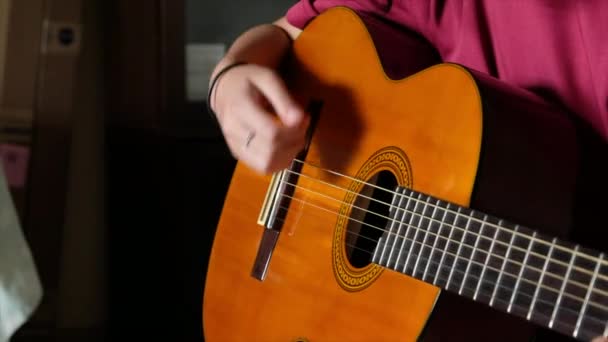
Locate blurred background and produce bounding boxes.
[0,0,295,340]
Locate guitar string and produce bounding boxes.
[280,175,608,296]
[286,160,608,273]
[290,158,608,268]
[291,218,608,329]
[277,173,608,292]
[271,190,608,313]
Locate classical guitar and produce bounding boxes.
[203,7,607,341]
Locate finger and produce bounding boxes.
[226,121,304,174]
[223,128,268,173]
[248,67,305,127]
[591,337,608,342]
[239,91,306,147]
[221,116,280,174]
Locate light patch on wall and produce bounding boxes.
[186,43,225,102]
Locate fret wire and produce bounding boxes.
[386,237,608,329]
[281,178,608,288]
[475,215,499,301]
[389,188,412,268]
[397,192,420,272]
[371,235,382,262]
[603,321,607,338]
[491,221,516,307]
[550,245,579,329]
[446,209,472,290]
[387,188,408,268]
[434,204,459,286]
[412,195,435,277]
[460,214,486,296]
[402,193,426,274]
[285,166,608,269]
[319,232,607,333]
[350,233,608,331]
[378,188,404,265]
[528,237,557,320]
[423,199,448,282]
[508,232,536,313]
[574,253,604,338]
[278,190,608,310]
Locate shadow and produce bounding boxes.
[282,56,365,177]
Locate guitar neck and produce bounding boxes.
[371,186,608,341]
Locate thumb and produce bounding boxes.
[249,67,305,127]
[592,337,608,342]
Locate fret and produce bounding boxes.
[580,257,608,341]
[422,199,448,282]
[408,193,432,275]
[399,192,424,274]
[604,260,608,338]
[459,213,486,296]
[391,188,414,269]
[508,231,536,313]
[410,195,434,277]
[391,189,413,269]
[384,188,409,267]
[527,237,557,320]
[574,253,603,339]
[474,217,500,301]
[446,210,472,291]
[445,211,471,290]
[490,223,517,307]
[372,186,608,341]
[517,236,550,318]
[497,225,535,313]
[433,204,459,287]
[378,188,406,265]
[553,246,593,338]
[550,245,578,329]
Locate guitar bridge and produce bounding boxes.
[251,100,322,281]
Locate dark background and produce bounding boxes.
[105,1,294,341]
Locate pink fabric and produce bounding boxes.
[286,0,608,141]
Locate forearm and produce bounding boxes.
[210,18,300,82]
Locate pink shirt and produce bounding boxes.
[286,1,608,142]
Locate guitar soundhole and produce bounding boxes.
[345,170,397,268]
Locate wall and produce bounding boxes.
[0,0,9,103]
[186,0,296,44]
[56,0,106,338]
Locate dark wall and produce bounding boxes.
[186,0,296,44]
[106,2,301,342]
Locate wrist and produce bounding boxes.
[206,61,248,120]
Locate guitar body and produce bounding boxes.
[204,7,603,342]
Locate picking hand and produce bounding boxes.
[211,64,308,174]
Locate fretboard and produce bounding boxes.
[371,186,608,341]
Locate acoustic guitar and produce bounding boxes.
[203,7,607,341]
